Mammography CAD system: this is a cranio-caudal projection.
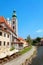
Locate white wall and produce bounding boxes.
[0,30,11,49]
[14,44,19,49]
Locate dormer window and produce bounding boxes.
[4,28,7,30]
[0,26,2,27]
[0,26,2,28]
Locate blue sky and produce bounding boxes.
[0,0,43,39]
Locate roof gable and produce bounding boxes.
[0,16,17,36]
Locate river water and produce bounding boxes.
[28,46,43,65]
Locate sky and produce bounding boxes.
[0,0,43,39]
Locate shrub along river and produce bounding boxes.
[28,46,43,65]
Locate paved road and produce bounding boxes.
[4,46,35,65]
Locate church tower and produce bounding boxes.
[11,10,18,37]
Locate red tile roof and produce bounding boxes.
[0,17,5,23]
[17,37,27,44]
[14,41,23,44]
[18,37,25,41]
[0,16,17,35]
[0,26,11,34]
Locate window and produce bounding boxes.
[4,41,5,46]
[13,21,15,24]
[0,32,2,36]
[0,41,1,46]
[4,28,7,30]
[0,25,2,28]
[19,43,23,47]
[7,34,9,38]
[7,42,9,45]
[13,26,14,29]
[4,33,6,37]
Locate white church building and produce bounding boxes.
[0,11,28,52]
[0,11,18,51]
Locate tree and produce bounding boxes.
[32,39,37,45]
[32,37,41,46]
[26,35,32,45]
[36,37,41,42]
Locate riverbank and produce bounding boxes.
[0,46,32,65]
[19,46,32,55]
[4,46,36,65]
[23,46,43,65]
[21,46,37,65]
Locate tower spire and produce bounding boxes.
[11,10,18,37]
[12,10,17,17]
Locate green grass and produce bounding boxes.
[20,46,32,55]
[10,46,15,51]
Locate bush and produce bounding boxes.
[10,46,15,51]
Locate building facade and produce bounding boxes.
[14,37,28,50]
[0,11,18,50]
[0,11,28,51]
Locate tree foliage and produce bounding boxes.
[36,37,41,42]
[32,37,41,45]
[26,35,32,45]
[26,35,41,46]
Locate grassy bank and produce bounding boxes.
[20,46,32,55]
[21,47,36,65]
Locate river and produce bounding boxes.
[28,46,43,65]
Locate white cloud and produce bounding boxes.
[36,29,43,33]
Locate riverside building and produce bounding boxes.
[0,11,18,50]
